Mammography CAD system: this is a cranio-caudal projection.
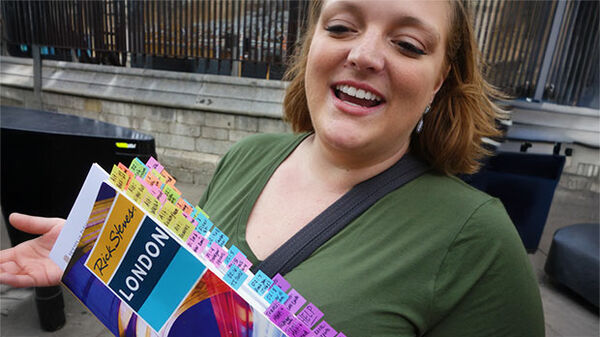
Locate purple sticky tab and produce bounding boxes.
[271,306,293,327]
[146,156,164,172]
[227,252,253,271]
[284,289,307,314]
[297,303,324,328]
[313,321,337,337]
[186,230,201,247]
[191,235,209,253]
[265,300,282,318]
[271,273,291,292]
[205,242,228,266]
[285,318,316,337]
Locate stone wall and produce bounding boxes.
[0,56,290,193]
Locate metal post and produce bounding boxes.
[533,1,567,102]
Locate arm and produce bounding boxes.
[0,213,64,287]
[425,199,545,337]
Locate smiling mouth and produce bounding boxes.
[333,84,384,108]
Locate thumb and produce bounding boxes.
[8,213,65,235]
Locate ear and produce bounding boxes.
[432,64,451,100]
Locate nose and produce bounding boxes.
[346,31,385,73]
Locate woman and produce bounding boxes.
[1,0,544,336]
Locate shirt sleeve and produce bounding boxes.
[424,198,545,337]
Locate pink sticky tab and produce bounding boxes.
[205,242,228,266]
[313,321,337,337]
[156,191,167,204]
[285,318,316,337]
[298,303,324,328]
[265,300,282,319]
[146,156,164,172]
[137,176,151,190]
[227,252,253,271]
[271,273,291,292]
[271,306,293,327]
[186,231,201,247]
[191,235,209,254]
[284,289,307,314]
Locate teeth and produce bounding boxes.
[336,85,381,102]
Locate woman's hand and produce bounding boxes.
[0,213,64,287]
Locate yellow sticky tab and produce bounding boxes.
[109,165,130,190]
[152,169,167,185]
[140,190,161,215]
[125,177,146,203]
[85,195,144,283]
[167,214,194,241]
[157,201,180,226]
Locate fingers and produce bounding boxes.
[0,273,36,288]
[8,213,65,235]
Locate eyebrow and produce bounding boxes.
[321,0,442,44]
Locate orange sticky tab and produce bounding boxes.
[160,169,176,187]
[117,163,135,190]
[176,198,194,216]
[85,194,144,283]
[144,170,163,189]
[109,165,130,190]
[167,214,194,241]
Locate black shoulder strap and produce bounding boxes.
[252,153,429,277]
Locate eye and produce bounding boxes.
[325,24,352,34]
[395,41,426,56]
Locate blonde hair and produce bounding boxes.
[283,0,506,175]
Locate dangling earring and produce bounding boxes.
[416,105,431,133]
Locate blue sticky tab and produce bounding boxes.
[207,227,228,247]
[264,285,289,305]
[248,270,274,296]
[223,265,248,290]
[195,215,213,236]
[224,245,244,265]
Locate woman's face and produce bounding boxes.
[305,0,450,164]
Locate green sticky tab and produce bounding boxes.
[129,157,149,178]
[163,184,181,204]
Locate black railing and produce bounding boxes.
[1,0,598,107]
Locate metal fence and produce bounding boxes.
[1,0,598,106]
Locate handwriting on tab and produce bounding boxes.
[271,273,291,292]
[129,157,149,178]
[248,270,273,296]
[109,164,131,190]
[157,201,180,226]
[297,303,324,329]
[265,300,282,318]
[313,321,337,337]
[195,216,213,236]
[145,170,163,189]
[195,206,209,218]
[227,252,252,272]
[190,234,209,254]
[163,184,181,205]
[285,318,316,337]
[167,214,194,241]
[117,163,135,189]
[207,227,228,247]
[125,176,146,203]
[265,285,289,305]
[224,245,243,265]
[205,242,227,266]
[175,198,194,216]
[284,289,307,314]
[160,169,176,186]
[223,264,248,290]
[145,156,164,172]
[270,305,294,328]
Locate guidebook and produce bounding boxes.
[49,158,344,337]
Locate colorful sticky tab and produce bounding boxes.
[195,217,213,236]
[207,227,228,247]
[186,230,201,247]
[223,264,248,290]
[163,184,181,204]
[125,176,146,202]
[194,206,209,218]
[270,305,294,328]
[109,164,130,190]
[139,190,161,215]
[249,270,274,296]
[129,157,149,178]
[313,321,337,337]
[272,273,291,292]
[224,245,243,265]
[285,318,316,337]
[117,163,135,189]
[167,214,194,241]
[145,170,164,188]
[190,235,209,254]
[265,300,282,318]
[160,169,176,186]
[297,303,324,329]
[265,285,289,305]
[227,252,252,271]
[157,201,180,226]
[205,242,228,266]
[284,289,307,314]
[176,198,194,216]
[146,156,164,172]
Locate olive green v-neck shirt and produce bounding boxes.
[198,133,544,337]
